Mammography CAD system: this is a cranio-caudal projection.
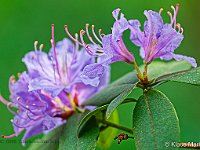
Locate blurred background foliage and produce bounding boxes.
[0,0,200,149]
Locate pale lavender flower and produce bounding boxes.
[65,8,134,85]
[23,25,109,95]
[129,4,197,67]
[0,25,110,143]
[0,73,63,144]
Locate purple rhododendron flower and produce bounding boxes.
[65,8,134,86]
[0,73,63,144]
[23,25,109,95]
[0,25,110,144]
[128,4,197,67]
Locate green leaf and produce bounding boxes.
[97,110,119,150]
[77,105,108,135]
[78,99,136,135]
[106,86,134,119]
[133,90,180,150]
[147,60,191,79]
[83,61,191,107]
[83,83,136,107]
[59,112,99,150]
[155,66,200,86]
[28,125,64,150]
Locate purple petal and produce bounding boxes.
[22,51,56,80]
[140,47,145,59]
[102,35,134,63]
[80,64,105,87]
[143,10,163,38]
[112,8,120,20]
[69,47,95,82]
[9,72,29,103]
[29,78,64,97]
[21,118,56,144]
[128,19,144,46]
[112,9,128,41]
[151,24,184,60]
[172,54,197,67]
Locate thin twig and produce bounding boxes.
[96,118,133,134]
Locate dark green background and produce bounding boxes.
[0,0,200,149]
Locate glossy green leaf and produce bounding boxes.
[133,90,180,150]
[155,66,200,86]
[59,112,99,150]
[28,125,64,150]
[106,86,134,119]
[83,61,191,107]
[97,110,119,150]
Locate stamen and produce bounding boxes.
[39,44,44,51]
[167,11,173,24]
[70,33,79,65]
[16,100,39,116]
[64,25,83,46]
[80,30,93,54]
[17,97,20,101]
[51,24,61,78]
[176,23,181,32]
[180,27,184,34]
[26,110,41,121]
[98,29,105,39]
[80,30,87,47]
[85,24,96,44]
[0,94,11,106]
[171,5,176,28]
[101,34,105,37]
[159,8,164,15]
[171,4,180,28]
[2,129,24,139]
[17,72,21,78]
[7,103,18,115]
[74,33,79,53]
[9,75,16,84]
[34,41,38,51]
[12,120,33,129]
[91,25,102,44]
[49,56,57,82]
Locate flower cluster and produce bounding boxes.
[0,25,110,144]
[0,4,197,144]
[65,4,196,83]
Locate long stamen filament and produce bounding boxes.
[159,8,163,15]
[34,41,38,51]
[91,25,102,44]
[64,25,83,46]
[85,24,96,44]
[167,11,173,24]
[0,95,11,106]
[51,24,61,78]
[39,44,43,51]
[2,129,24,139]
